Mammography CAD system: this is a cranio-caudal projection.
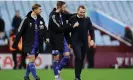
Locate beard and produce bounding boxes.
[60,10,65,13]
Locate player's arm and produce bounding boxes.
[87,17,95,46]
[49,15,69,33]
[65,13,76,20]
[9,35,16,51]
[12,17,27,49]
[68,16,79,31]
[63,8,77,20]
[64,30,71,44]
[41,18,49,43]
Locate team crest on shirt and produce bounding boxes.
[40,21,43,24]
[39,21,44,29]
[29,23,32,27]
[39,24,44,29]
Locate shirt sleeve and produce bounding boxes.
[49,14,69,33]
[87,17,95,41]
[12,17,27,49]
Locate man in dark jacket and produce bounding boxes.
[68,5,95,80]
[12,11,22,33]
[0,17,8,46]
[48,1,72,80]
[0,17,5,32]
[12,4,48,80]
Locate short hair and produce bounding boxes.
[32,4,41,10]
[78,5,86,10]
[56,1,66,9]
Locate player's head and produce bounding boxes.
[32,4,42,15]
[56,1,67,13]
[77,5,86,18]
[15,10,20,17]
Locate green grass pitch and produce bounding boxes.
[0,69,132,80]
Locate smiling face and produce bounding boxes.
[32,4,42,15]
[34,7,42,15]
[77,6,86,18]
[60,4,67,13]
[56,1,67,13]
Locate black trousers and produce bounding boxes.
[12,51,17,69]
[12,51,27,69]
[19,52,27,69]
[87,47,95,68]
[72,43,86,79]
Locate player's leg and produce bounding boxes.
[72,44,82,80]
[58,38,70,73]
[19,52,26,69]
[24,53,40,80]
[58,52,70,73]
[12,51,17,69]
[87,47,95,68]
[24,62,30,80]
[24,53,31,80]
[52,50,60,79]
[29,54,40,80]
[79,46,86,77]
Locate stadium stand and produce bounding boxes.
[0,1,133,46]
[0,1,133,69]
[13,1,25,18]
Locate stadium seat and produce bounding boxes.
[93,1,103,11]
[112,40,120,46]
[50,1,56,8]
[1,1,132,46]
[102,35,112,46]
[0,5,11,33]
[94,30,104,46]
[43,1,52,15]
[0,40,5,45]
[100,2,112,16]
[36,1,49,26]
[28,1,37,7]
[121,1,133,26]
[0,1,5,17]
[66,1,76,12]
[115,2,128,23]
[108,1,121,21]
[6,1,15,21]
[13,1,25,18]
[21,1,30,15]
[128,1,133,14]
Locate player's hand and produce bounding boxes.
[46,38,49,43]
[68,44,71,49]
[73,21,79,28]
[89,40,94,47]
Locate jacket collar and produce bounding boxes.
[26,11,42,20]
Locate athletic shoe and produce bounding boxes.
[35,76,40,80]
[24,76,30,80]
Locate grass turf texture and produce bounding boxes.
[0,69,132,80]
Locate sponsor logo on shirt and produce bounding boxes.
[40,21,43,24]
[30,23,32,27]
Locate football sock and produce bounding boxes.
[53,60,59,78]
[59,56,69,71]
[25,64,30,77]
[28,62,37,78]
